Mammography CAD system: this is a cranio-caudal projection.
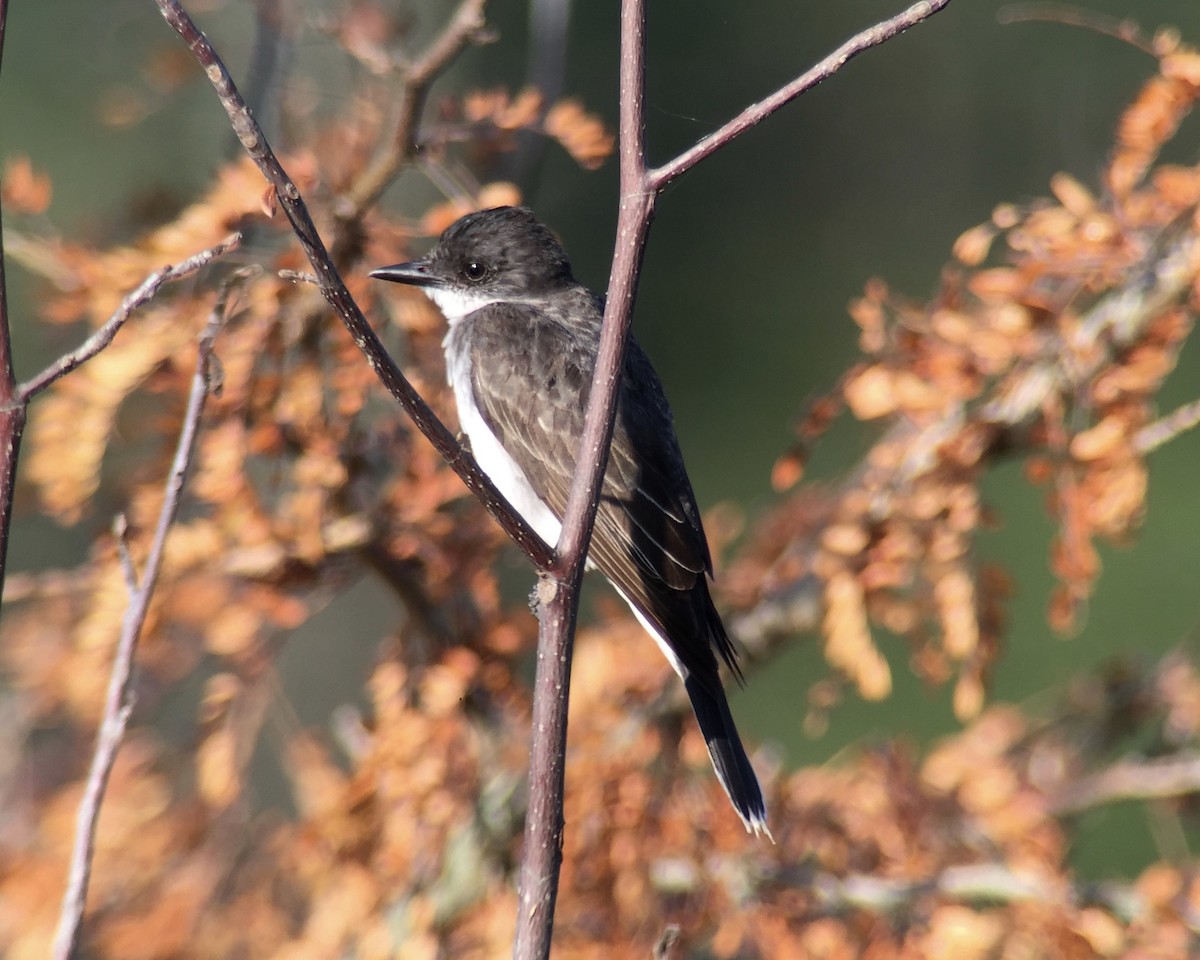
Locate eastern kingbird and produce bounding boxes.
[371,206,767,834]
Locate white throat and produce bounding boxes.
[422,285,501,324]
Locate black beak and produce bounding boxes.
[369,259,440,287]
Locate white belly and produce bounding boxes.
[443,319,686,682]
[446,337,563,548]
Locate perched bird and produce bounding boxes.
[371,206,767,834]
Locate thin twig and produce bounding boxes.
[996,3,1154,55]
[51,293,227,960]
[0,0,8,69]
[278,268,319,285]
[1048,751,1200,815]
[339,0,490,218]
[652,925,680,960]
[17,233,241,401]
[153,0,554,571]
[113,515,138,593]
[778,860,1185,927]
[646,0,954,192]
[803,861,1053,911]
[1136,397,1200,455]
[0,0,12,405]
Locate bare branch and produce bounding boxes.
[339,0,491,218]
[51,291,227,960]
[652,925,681,960]
[1136,397,1200,454]
[0,0,22,603]
[1048,751,1200,815]
[113,515,138,593]
[0,0,13,403]
[801,861,1054,911]
[646,0,954,192]
[152,0,554,571]
[0,0,9,71]
[512,1,651,954]
[512,2,956,956]
[997,3,1155,55]
[17,233,241,401]
[776,860,1172,926]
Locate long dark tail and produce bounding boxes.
[684,675,769,837]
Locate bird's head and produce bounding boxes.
[370,206,575,323]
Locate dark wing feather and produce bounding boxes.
[465,300,740,684]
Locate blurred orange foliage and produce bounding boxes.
[2,10,1200,960]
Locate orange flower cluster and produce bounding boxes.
[4,8,1200,959]
[730,34,1200,721]
[428,87,616,173]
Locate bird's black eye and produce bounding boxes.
[464,261,489,282]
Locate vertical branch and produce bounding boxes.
[513,3,653,959]
[512,3,955,955]
[0,0,22,601]
[0,220,23,604]
[51,300,226,960]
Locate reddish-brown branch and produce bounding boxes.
[153,0,554,571]
[51,296,227,960]
[0,0,20,604]
[512,3,652,956]
[511,3,954,956]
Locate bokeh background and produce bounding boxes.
[2,0,1199,881]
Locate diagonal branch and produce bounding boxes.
[339,0,491,219]
[1136,396,1200,454]
[647,0,954,192]
[51,290,230,960]
[153,0,554,571]
[18,234,241,401]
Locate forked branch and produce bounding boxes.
[513,1,954,958]
[153,0,554,570]
[51,291,230,960]
[148,3,955,959]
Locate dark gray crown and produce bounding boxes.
[430,206,576,295]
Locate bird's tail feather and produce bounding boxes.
[683,675,770,838]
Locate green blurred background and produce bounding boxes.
[2,0,1199,877]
